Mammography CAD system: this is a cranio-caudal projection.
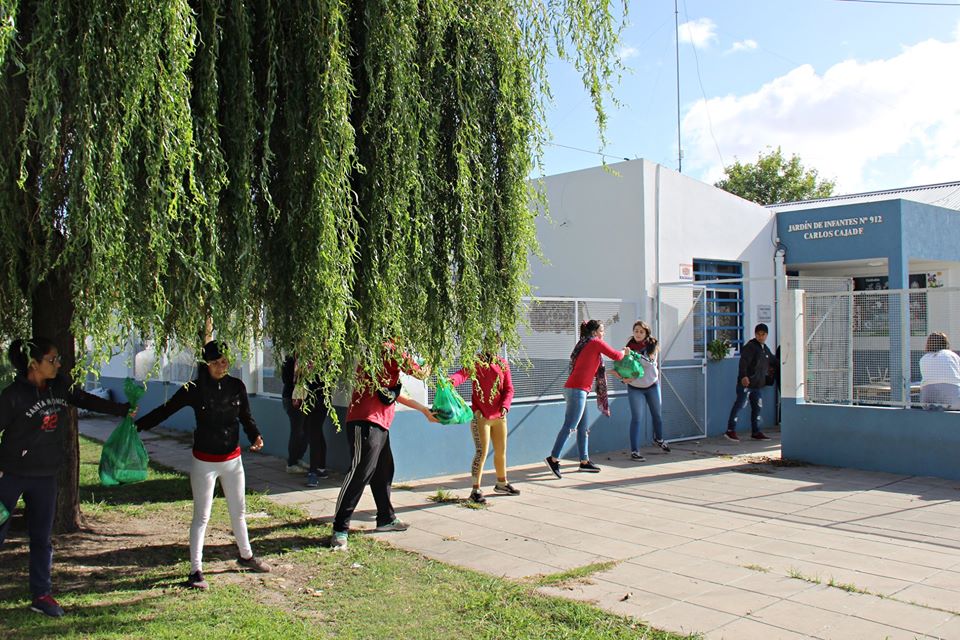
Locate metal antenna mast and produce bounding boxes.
[674,0,682,173]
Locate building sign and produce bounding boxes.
[756,304,772,323]
[679,263,693,280]
[785,214,885,241]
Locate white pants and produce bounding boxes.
[189,456,252,572]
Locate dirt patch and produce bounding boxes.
[0,508,327,619]
[743,455,810,467]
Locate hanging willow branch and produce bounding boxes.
[0,0,625,407]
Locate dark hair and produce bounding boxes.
[7,337,57,376]
[201,340,228,362]
[579,320,602,339]
[926,332,950,352]
[632,320,658,356]
[754,323,769,335]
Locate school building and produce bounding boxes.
[93,164,960,482]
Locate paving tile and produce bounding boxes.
[684,584,781,617]
[705,617,811,640]
[854,594,954,635]
[641,601,739,636]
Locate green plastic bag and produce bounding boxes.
[431,379,475,425]
[99,378,149,486]
[612,350,645,379]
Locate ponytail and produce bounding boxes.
[579,319,602,339]
[7,337,56,376]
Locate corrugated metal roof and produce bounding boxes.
[767,181,960,212]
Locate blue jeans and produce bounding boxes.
[550,389,589,460]
[627,383,663,451]
[727,384,762,433]
[0,472,58,597]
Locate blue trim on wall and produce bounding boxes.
[98,376,647,482]
[782,400,960,481]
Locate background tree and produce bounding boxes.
[0,0,625,531]
[715,146,836,205]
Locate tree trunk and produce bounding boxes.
[31,270,80,534]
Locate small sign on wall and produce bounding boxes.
[679,263,693,280]
[757,304,772,323]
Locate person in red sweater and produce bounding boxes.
[545,320,628,477]
[330,344,437,550]
[449,352,517,504]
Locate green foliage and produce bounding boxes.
[0,1,625,407]
[707,337,731,361]
[715,146,836,205]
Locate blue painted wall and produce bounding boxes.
[902,200,960,262]
[782,400,960,481]
[99,376,645,481]
[706,358,778,436]
[776,200,903,265]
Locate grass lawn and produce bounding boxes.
[0,436,697,640]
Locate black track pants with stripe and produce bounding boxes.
[332,421,395,533]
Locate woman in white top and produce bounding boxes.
[919,332,960,410]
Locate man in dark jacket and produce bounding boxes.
[724,323,775,442]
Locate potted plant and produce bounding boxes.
[707,337,732,362]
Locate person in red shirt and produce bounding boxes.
[545,320,628,477]
[330,344,437,550]
[449,352,516,504]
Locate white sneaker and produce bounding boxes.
[286,462,308,474]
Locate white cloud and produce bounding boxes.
[618,45,639,61]
[678,18,717,49]
[683,31,960,192]
[727,39,757,54]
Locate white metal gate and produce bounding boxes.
[657,284,707,441]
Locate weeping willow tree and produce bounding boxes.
[0,0,624,531]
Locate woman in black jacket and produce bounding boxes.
[136,340,270,590]
[0,338,131,617]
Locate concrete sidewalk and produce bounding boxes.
[82,418,960,639]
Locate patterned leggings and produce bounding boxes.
[471,413,508,487]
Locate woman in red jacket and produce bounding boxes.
[545,320,628,478]
[449,352,516,504]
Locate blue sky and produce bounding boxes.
[542,0,960,194]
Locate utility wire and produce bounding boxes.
[833,0,960,5]
[681,0,726,169]
[546,141,633,162]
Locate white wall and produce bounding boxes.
[530,160,777,351]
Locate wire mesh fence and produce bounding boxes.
[801,286,960,408]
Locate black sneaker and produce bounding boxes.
[314,468,329,479]
[751,432,771,441]
[545,457,562,479]
[630,451,646,462]
[579,460,601,473]
[654,438,671,452]
[30,594,64,617]
[237,555,272,573]
[493,483,520,496]
[185,571,209,590]
[469,489,486,504]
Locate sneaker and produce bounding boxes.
[724,430,740,442]
[654,438,671,452]
[751,432,771,441]
[237,555,272,573]
[374,518,409,532]
[286,462,308,474]
[185,571,209,590]
[30,594,64,617]
[305,472,319,488]
[630,451,646,462]
[314,468,329,479]
[469,489,486,504]
[330,531,348,551]
[493,483,520,496]
[545,456,562,479]
[579,460,601,473]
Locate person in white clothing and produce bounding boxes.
[919,332,960,410]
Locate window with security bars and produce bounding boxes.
[693,259,744,351]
